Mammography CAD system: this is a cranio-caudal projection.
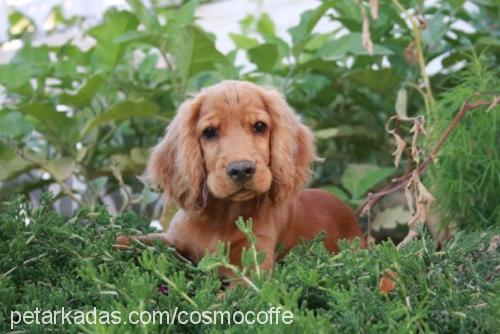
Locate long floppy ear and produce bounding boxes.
[145,95,206,212]
[260,88,318,205]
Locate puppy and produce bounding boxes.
[117,81,366,274]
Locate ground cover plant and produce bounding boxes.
[0,194,499,333]
[0,0,499,332]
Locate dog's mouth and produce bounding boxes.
[229,188,257,201]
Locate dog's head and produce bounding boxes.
[147,81,316,212]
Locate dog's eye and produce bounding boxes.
[202,127,218,140]
[253,121,267,134]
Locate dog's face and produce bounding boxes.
[147,81,316,211]
[198,87,272,201]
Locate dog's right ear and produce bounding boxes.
[145,94,206,211]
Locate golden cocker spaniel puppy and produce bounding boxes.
[117,80,366,273]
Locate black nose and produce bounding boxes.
[226,160,256,183]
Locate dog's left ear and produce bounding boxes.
[260,88,317,205]
[145,94,207,212]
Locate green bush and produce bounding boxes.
[428,57,500,230]
[1,195,498,333]
[1,0,498,218]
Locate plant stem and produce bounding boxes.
[157,271,199,308]
[392,0,435,110]
[159,46,183,104]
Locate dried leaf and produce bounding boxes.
[418,17,428,30]
[369,0,379,20]
[404,177,416,215]
[410,119,424,163]
[362,14,373,55]
[391,131,407,168]
[379,269,397,294]
[397,229,419,249]
[406,174,435,227]
[404,41,417,65]
[417,177,435,209]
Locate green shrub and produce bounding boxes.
[1,195,498,333]
[428,57,500,230]
[1,0,499,217]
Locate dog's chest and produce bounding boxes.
[166,213,240,263]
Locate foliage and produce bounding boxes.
[0,0,499,220]
[0,2,499,331]
[428,56,500,230]
[1,195,499,333]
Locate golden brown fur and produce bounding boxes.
[117,81,366,273]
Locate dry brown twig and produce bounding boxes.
[356,92,500,248]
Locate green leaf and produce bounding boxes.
[138,53,159,78]
[295,74,330,97]
[248,43,279,72]
[109,153,137,173]
[0,112,33,138]
[314,126,377,141]
[46,157,76,181]
[81,99,160,136]
[0,153,33,181]
[168,0,200,26]
[341,164,395,199]
[60,73,104,107]
[130,147,149,167]
[238,15,254,34]
[318,33,393,60]
[52,44,88,80]
[113,30,157,46]
[422,13,448,47]
[109,153,132,172]
[304,33,331,51]
[262,35,290,58]
[88,11,139,68]
[170,25,227,84]
[10,44,50,70]
[125,0,161,33]
[321,185,349,202]
[288,3,329,54]
[18,102,77,145]
[0,64,33,89]
[257,13,276,37]
[329,0,362,30]
[347,68,400,95]
[229,33,259,50]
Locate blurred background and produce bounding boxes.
[0,0,498,242]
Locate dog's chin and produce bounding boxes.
[229,189,259,202]
[207,173,272,202]
[209,186,269,202]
